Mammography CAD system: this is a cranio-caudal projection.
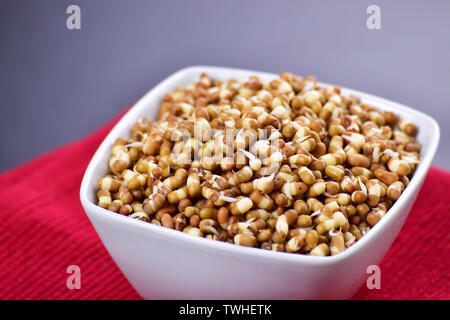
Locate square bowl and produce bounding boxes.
[80,66,440,299]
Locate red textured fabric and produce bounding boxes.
[0,111,449,300]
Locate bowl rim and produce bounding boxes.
[80,65,440,266]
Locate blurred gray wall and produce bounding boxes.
[1,0,449,171]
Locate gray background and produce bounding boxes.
[1,0,449,172]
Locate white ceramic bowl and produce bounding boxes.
[80,66,440,299]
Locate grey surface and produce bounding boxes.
[1,0,449,172]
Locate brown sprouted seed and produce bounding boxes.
[97,71,421,256]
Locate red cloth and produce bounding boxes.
[0,110,449,300]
